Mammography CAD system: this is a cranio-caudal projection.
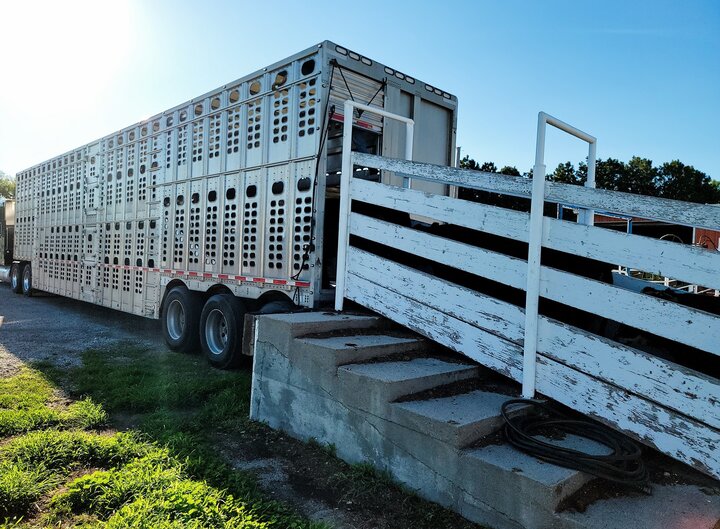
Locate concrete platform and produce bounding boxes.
[250,312,720,529]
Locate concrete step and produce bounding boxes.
[460,434,609,516]
[338,357,480,412]
[391,389,529,449]
[270,311,388,338]
[249,311,388,356]
[295,333,429,366]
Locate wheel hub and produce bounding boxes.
[205,308,229,356]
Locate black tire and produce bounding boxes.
[161,286,201,353]
[22,264,32,297]
[200,294,247,369]
[10,263,24,294]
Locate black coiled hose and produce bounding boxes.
[502,399,649,489]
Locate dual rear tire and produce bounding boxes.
[161,287,248,369]
[10,263,32,296]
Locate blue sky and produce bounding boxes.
[1,0,718,179]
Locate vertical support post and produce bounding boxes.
[402,120,414,189]
[334,100,355,311]
[522,112,548,398]
[578,140,597,226]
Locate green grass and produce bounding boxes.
[0,351,324,529]
[0,368,106,436]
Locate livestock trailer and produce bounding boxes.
[9,41,457,367]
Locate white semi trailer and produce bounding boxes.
[9,41,457,368]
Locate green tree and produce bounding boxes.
[657,160,720,203]
[549,161,579,185]
[499,166,521,176]
[0,171,15,199]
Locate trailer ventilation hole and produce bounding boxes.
[194,103,203,116]
[246,185,257,198]
[229,89,239,103]
[148,259,155,267]
[191,192,199,204]
[129,131,136,141]
[272,182,284,195]
[226,188,236,200]
[297,177,311,192]
[141,125,148,136]
[211,97,221,110]
[179,110,188,122]
[272,70,288,89]
[208,190,217,202]
[166,116,174,127]
[153,121,160,132]
[176,195,184,206]
[163,197,170,207]
[249,79,261,95]
[301,59,315,76]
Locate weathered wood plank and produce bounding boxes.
[348,248,720,431]
[354,152,720,230]
[345,263,720,479]
[351,178,720,291]
[541,267,720,356]
[347,246,525,343]
[348,213,527,290]
[350,213,720,355]
[537,317,720,431]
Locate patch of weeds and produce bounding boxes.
[51,452,181,518]
[0,461,60,518]
[1,430,151,471]
[0,368,106,436]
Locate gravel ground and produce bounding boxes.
[0,283,164,375]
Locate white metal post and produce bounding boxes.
[403,121,414,188]
[522,112,597,398]
[334,100,356,311]
[522,112,548,398]
[334,101,415,311]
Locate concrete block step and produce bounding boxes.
[392,390,530,449]
[460,434,608,515]
[250,311,389,356]
[272,311,388,338]
[295,333,429,366]
[338,357,480,412]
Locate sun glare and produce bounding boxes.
[0,0,136,173]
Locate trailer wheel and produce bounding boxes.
[161,287,201,353]
[10,263,24,294]
[22,264,32,297]
[200,294,247,369]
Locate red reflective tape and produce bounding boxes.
[202,273,213,278]
[295,281,310,288]
[163,269,172,274]
[253,277,265,283]
[273,279,287,285]
[218,274,229,280]
[187,272,198,277]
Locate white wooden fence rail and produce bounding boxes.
[337,153,720,479]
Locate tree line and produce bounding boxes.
[460,156,720,204]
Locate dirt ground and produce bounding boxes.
[0,283,482,529]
